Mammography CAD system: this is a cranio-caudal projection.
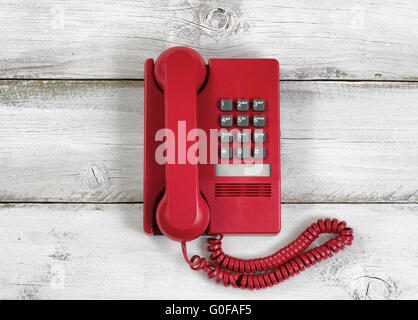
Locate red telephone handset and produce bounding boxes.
[154,47,210,242]
[144,47,354,289]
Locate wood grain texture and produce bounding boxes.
[0,0,417,80]
[0,203,416,299]
[0,80,417,203]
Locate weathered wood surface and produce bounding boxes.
[0,80,416,203]
[0,203,416,299]
[0,0,417,80]
[1,0,417,301]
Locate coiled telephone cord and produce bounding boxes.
[181,218,354,290]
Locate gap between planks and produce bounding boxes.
[1,79,418,83]
[0,202,417,205]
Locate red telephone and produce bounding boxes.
[144,47,354,289]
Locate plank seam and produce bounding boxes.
[0,79,418,83]
[0,201,416,205]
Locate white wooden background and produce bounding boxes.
[0,0,417,300]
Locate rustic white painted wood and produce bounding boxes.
[0,80,417,203]
[0,203,416,299]
[0,0,417,301]
[0,80,142,203]
[0,0,417,80]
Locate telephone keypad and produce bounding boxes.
[236,130,251,143]
[253,130,266,143]
[237,99,249,111]
[236,147,250,159]
[220,146,233,159]
[219,130,233,143]
[220,99,233,111]
[253,99,265,111]
[253,115,265,127]
[220,115,233,127]
[218,98,267,160]
[253,146,266,159]
[237,115,249,127]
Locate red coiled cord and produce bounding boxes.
[181,218,354,290]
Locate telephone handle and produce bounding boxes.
[154,47,210,242]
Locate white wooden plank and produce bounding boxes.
[281,82,418,203]
[0,0,417,80]
[0,80,417,203]
[0,203,416,299]
[0,80,143,202]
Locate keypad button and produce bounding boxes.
[253,115,265,127]
[220,99,233,111]
[220,146,232,159]
[237,115,249,127]
[220,115,233,127]
[237,99,249,111]
[235,130,251,143]
[219,130,232,143]
[236,147,250,159]
[253,99,265,111]
[253,146,266,159]
[253,130,266,143]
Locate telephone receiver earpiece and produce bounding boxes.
[154,47,210,242]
